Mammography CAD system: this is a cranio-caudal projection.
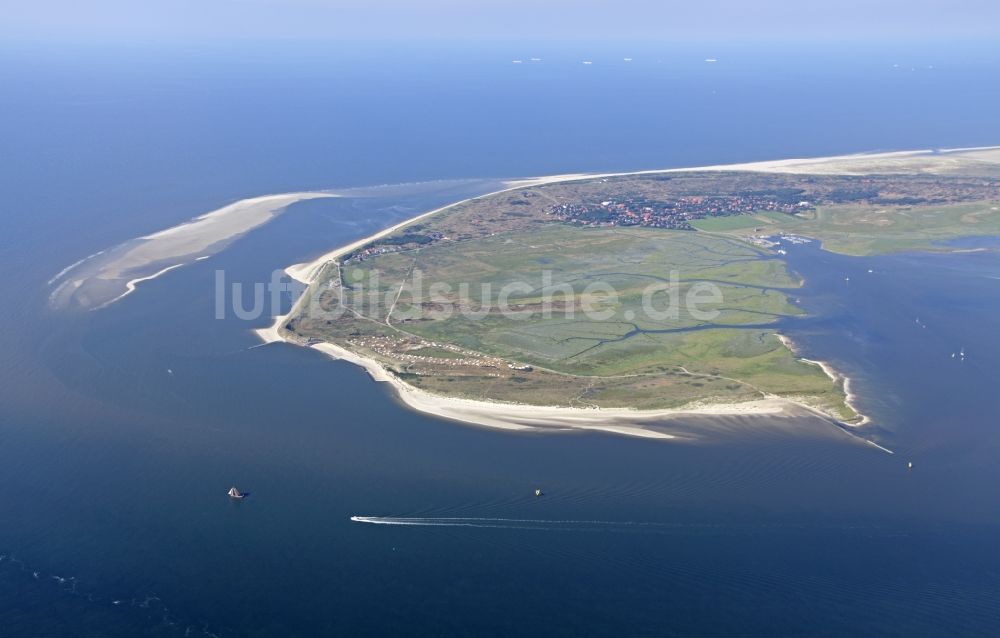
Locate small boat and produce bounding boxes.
[228,486,245,499]
[907,462,913,470]
[535,488,542,497]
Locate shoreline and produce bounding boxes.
[263,333,834,440]
[774,334,871,427]
[244,148,946,439]
[94,263,188,310]
[50,191,338,310]
[259,324,872,441]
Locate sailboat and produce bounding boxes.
[228,486,245,499]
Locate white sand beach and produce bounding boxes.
[298,339,810,440]
[113,192,338,276]
[774,334,872,427]
[256,327,865,440]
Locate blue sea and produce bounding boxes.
[2,40,1000,636]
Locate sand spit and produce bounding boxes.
[775,334,872,428]
[508,146,1000,183]
[49,191,337,310]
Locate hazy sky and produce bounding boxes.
[4,0,999,44]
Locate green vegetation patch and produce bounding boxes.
[720,201,1000,256]
[295,223,852,417]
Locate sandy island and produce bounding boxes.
[249,147,1000,441]
[50,192,338,310]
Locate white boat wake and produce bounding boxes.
[350,516,682,531]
